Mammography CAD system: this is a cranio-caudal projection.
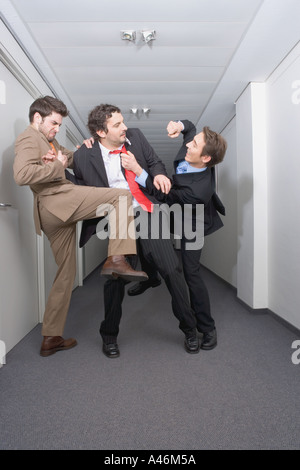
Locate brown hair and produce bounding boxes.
[202,126,227,167]
[29,96,68,122]
[88,104,121,141]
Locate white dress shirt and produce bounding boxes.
[99,140,145,208]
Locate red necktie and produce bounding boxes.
[109,145,153,212]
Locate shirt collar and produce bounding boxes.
[99,137,131,160]
[176,160,207,174]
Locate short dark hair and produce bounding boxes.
[88,104,121,141]
[202,126,227,167]
[29,96,68,122]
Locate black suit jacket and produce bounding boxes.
[72,127,168,247]
[143,120,225,237]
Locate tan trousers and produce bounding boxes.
[39,186,136,336]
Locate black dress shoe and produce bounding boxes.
[102,342,120,358]
[127,278,161,296]
[184,334,200,354]
[201,328,217,350]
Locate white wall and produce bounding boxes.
[201,117,238,288]
[266,42,300,330]
[202,42,300,331]
[235,83,268,309]
[0,61,39,353]
[0,20,108,345]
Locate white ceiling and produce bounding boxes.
[1,0,300,170]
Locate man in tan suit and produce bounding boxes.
[14,96,147,357]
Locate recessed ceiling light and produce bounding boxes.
[141,30,156,43]
[121,30,136,41]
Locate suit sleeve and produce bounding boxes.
[144,177,177,204]
[14,133,66,186]
[181,120,197,144]
[144,176,211,206]
[173,120,197,163]
[71,146,88,185]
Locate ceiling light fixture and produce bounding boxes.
[142,108,150,114]
[121,30,136,41]
[130,108,138,114]
[141,30,156,43]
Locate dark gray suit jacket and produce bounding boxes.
[142,120,225,237]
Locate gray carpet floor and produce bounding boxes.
[1,265,299,450]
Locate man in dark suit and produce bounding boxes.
[72,105,198,358]
[122,119,227,350]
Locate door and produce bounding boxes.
[0,62,39,353]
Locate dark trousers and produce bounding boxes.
[180,239,215,333]
[100,206,196,343]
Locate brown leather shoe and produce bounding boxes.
[101,255,149,282]
[40,336,77,357]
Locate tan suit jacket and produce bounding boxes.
[14,125,87,235]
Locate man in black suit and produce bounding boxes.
[72,105,198,358]
[122,119,227,350]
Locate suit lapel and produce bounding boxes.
[121,141,131,178]
[210,167,216,192]
[89,143,109,187]
[123,135,142,175]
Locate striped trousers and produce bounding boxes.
[100,205,196,343]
